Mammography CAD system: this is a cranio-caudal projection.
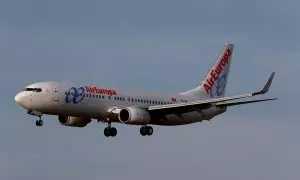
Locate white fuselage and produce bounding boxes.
[15,81,226,126]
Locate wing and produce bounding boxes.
[148,72,276,116]
[216,98,278,107]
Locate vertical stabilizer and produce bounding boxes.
[179,44,234,99]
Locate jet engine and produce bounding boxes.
[118,107,151,125]
[58,116,91,127]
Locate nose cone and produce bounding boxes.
[15,93,22,104]
[15,92,27,108]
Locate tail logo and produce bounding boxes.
[209,73,227,98]
[203,49,231,94]
[65,87,85,104]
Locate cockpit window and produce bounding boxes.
[24,88,42,92]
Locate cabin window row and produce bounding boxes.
[65,92,105,99]
[65,92,175,105]
[127,98,172,105]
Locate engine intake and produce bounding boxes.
[118,107,151,125]
[58,116,91,127]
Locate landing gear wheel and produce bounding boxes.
[140,126,154,136]
[104,127,110,137]
[146,126,153,136]
[35,120,43,126]
[104,126,117,137]
[110,127,117,137]
[140,126,147,136]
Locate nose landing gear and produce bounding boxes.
[27,110,43,127]
[35,116,43,127]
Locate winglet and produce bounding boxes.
[252,72,275,96]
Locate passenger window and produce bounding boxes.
[108,96,111,99]
[102,95,105,99]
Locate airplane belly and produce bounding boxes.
[151,112,204,126]
[150,107,226,126]
[58,102,106,119]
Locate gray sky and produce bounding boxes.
[0,0,299,179]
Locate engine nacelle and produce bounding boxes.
[58,116,91,127]
[118,107,151,125]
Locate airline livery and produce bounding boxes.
[15,44,277,137]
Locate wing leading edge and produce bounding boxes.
[148,72,276,115]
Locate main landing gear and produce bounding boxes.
[35,116,43,127]
[140,125,153,136]
[104,122,117,137]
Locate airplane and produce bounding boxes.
[14,44,277,137]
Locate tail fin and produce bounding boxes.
[179,44,234,99]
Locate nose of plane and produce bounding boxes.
[15,93,22,105]
[15,92,31,109]
[15,92,26,106]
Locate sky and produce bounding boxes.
[0,0,299,179]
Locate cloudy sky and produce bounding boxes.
[0,0,299,179]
